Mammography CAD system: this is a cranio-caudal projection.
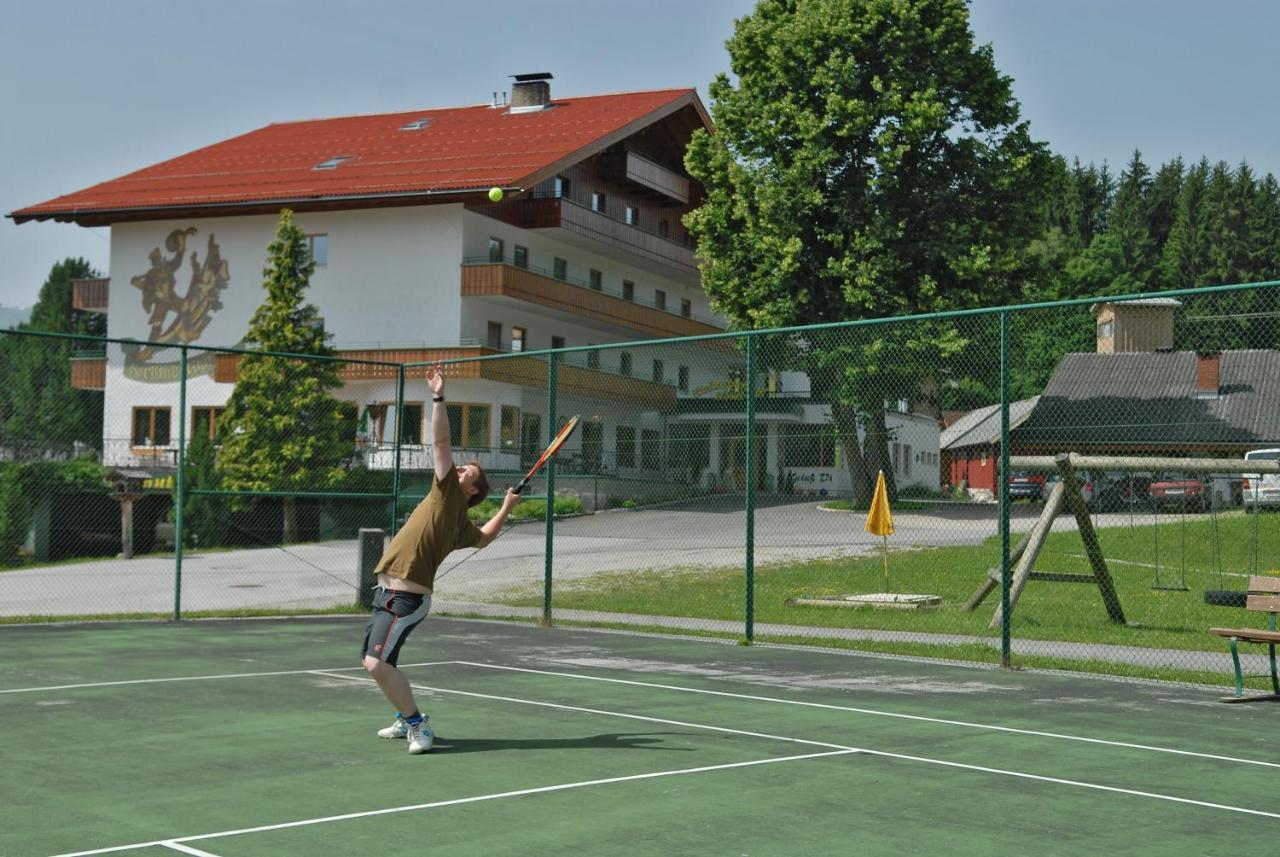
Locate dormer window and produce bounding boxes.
[314,156,353,170]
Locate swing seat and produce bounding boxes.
[1204,589,1248,608]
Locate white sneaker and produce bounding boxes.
[377,716,408,740]
[407,719,434,754]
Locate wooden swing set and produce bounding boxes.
[965,452,1280,629]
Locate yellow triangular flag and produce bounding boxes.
[864,470,894,536]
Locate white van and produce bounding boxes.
[1243,448,1280,510]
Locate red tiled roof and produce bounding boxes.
[11,88,703,224]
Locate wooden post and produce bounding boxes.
[965,527,1033,611]
[120,496,134,560]
[1054,453,1126,624]
[990,481,1065,629]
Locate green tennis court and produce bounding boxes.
[3,617,1276,856]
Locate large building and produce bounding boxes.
[11,74,940,501]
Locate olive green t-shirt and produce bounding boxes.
[375,467,483,592]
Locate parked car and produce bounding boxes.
[1243,448,1280,510]
[1091,473,1153,511]
[1148,473,1211,511]
[1007,470,1046,502]
[1042,470,1104,509]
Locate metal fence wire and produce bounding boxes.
[2,280,1280,690]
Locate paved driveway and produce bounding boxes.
[0,499,1145,616]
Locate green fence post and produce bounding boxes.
[543,352,558,627]
[999,311,1011,667]
[174,345,188,621]
[391,365,405,534]
[745,334,756,643]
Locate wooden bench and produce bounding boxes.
[1209,575,1280,703]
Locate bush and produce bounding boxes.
[0,459,107,564]
[468,492,584,522]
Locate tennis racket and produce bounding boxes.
[513,415,581,494]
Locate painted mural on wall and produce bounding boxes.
[123,228,230,380]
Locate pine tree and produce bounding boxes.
[0,258,103,450]
[215,210,356,542]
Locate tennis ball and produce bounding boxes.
[488,187,504,202]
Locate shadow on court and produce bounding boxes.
[430,731,697,754]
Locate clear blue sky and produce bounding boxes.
[4,0,1280,308]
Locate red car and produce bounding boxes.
[1148,474,1210,511]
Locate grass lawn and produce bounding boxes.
[500,510,1280,656]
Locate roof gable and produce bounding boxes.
[11,88,706,225]
[1016,350,1280,447]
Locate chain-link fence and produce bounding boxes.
[4,281,1280,690]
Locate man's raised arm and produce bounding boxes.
[428,364,454,477]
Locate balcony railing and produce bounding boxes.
[480,195,698,277]
[462,257,722,336]
[71,278,110,313]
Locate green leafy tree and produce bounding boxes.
[684,0,1052,501]
[216,210,356,542]
[0,258,103,450]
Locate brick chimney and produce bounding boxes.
[510,72,553,112]
[1195,352,1220,397]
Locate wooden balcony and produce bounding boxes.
[214,346,678,410]
[461,262,720,339]
[70,354,106,390]
[601,151,690,205]
[480,197,698,278]
[71,278,109,313]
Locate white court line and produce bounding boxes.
[0,662,456,695]
[160,842,223,857]
[328,671,1280,821]
[452,661,1280,770]
[47,751,857,857]
[41,670,1280,856]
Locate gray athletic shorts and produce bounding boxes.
[362,586,432,666]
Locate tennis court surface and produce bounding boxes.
[3,617,1277,857]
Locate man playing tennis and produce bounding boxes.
[362,364,521,754]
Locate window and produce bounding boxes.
[446,403,491,450]
[589,269,602,291]
[400,403,424,445]
[554,175,571,198]
[620,352,632,377]
[1098,319,1114,339]
[587,348,600,370]
[553,257,567,280]
[582,421,603,471]
[132,407,171,447]
[678,366,689,392]
[591,191,607,213]
[514,245,528,268]
[511,326,526,352]
[500,406,520,450]
[313,156,351,170]
[622,280,635,301]
[551,335,566,350]
[658,219,669,238]
[892,442,901,474]
[641,430,661,470]
[903,444,912,478]
[780,425,837,468]
[521,414,542,467]
[681,299,692,318]
[191,406,226,440]
[487,321,502,350]
[488,237,504,263]
[654,289,666,311]
[305,234,328,267]
[652,359,664,383]
[616,425,636,468]
[625,205,639,226]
